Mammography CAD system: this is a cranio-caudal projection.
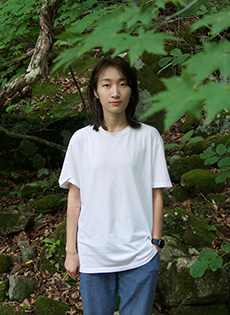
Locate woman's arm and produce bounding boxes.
[152,188,163,253]
[65,183,81,278]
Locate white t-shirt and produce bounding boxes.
[59,123,172,273]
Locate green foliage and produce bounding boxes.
[158,48,190,74]
[42,238,61,270]
[200,144,230,183]
[190,243,230,278]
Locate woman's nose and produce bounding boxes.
[111,85,120,98]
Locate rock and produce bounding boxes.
[52,219,66,270]
[170,304,229,315]
[0,279,9,302]
[21,183,40,199]
[34,194,64,214]
[169,155,205,183]
[163,208,216,248]
[0,213,34,236]
[21,247,37,264]
[8,275,36,302]
[160,236,188,263]
[181,169,224,196]
[223,262,230,281]
[34,296,70,315]
[158,257,229,307]
[0,303,25,315]
[171,187,191,202]
[206,193,228,204]
[0,254,11,273]
[180,112,200,133]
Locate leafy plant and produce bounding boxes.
[200,144,230,183]
[190,243,230,278]
[158,48,190,74]
[42,238,61,270]
[164,130,204,150]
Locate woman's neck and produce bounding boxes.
[103,114,128,133]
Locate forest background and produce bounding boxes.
[0,0,230,314]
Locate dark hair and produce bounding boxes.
[88,56,141,131]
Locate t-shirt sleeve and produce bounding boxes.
[58,136,80,189]
[152,136,172,188]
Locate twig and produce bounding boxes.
[0,125,66,153]
[164,0,199,22]
[69,66,90,123]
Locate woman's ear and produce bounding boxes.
[93,89,99,99]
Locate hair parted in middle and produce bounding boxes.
[87,56,141,131]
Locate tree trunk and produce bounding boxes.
[0,0,62,116]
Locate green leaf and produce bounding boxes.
[204,156,219,166]
[199,248,218,261]
[185,41,230,84]
[172,54,190,66]
[188,136,204,144]
[189,247,199,255]
[198,82,230,123]
[221,243,230,252]
[200,149,215,159]
[192,10,230,36]
[218,157,230,167]
[164,143,180,150]
[205,225,217,232]
[158,57,172,67]
[182,130,194,144]
[216,172,230,183]
[141,74,203,130]
[209,257,223,272]
[170,48,182,57]
[190,260,209,278]
[216,144,227,156]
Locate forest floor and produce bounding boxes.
[0,120,230,314]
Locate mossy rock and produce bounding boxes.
[160,236,189,263]
[163,192,171,206]
[181,169,224,196]
[9,275,36,302]
[0,255,11,273]
[21,184,40,200]
[39,263,57,275]
[0,213,34,236]
[169,155,205,183]
[163,208,216,248]
[52,219,66,270]
[158,257,229,307]
[206,193,228,204]
[34,194,64,214]
[0,304,25,314]
[0,279,9,302]
[34,296,70,315]
[171,187,191,202]
[170,304,229,315]
[193,203,210,215]
[180,112,200,133]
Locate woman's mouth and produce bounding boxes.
[110,101,121,105]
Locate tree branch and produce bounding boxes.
[0,0,62,116]
[0,126,66,153]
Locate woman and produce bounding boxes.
[59,56,172,315]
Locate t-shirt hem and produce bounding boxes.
[79,251,158,274]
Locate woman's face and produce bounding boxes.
[94,66,132,119]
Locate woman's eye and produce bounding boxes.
[120,82,127,86]
[103,84,110,87]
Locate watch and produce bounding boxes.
[151,238,165,248]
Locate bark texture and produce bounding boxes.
[0,0,62,116]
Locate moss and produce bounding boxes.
[0,255,11,273]
[0,280,9,302]
[21,184,40,200]
[0,304,25,314]
[171,304,229,315]
[39,263,57,275]
[0,213,34,236]
[34,296,70,315]
[181,169,224,196]
[34,194,64,214]
[163,208,216,248]
[180,112,200,133]
[206,193,228,204]
[193,203,210,215]
[169,155,205,183]
[171,187,191,201]
[163,192,171,206]
[52,219,66,270]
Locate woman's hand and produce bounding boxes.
[153,244,161,254]
[65,252,80,278]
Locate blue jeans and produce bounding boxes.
[80,253,160,315]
